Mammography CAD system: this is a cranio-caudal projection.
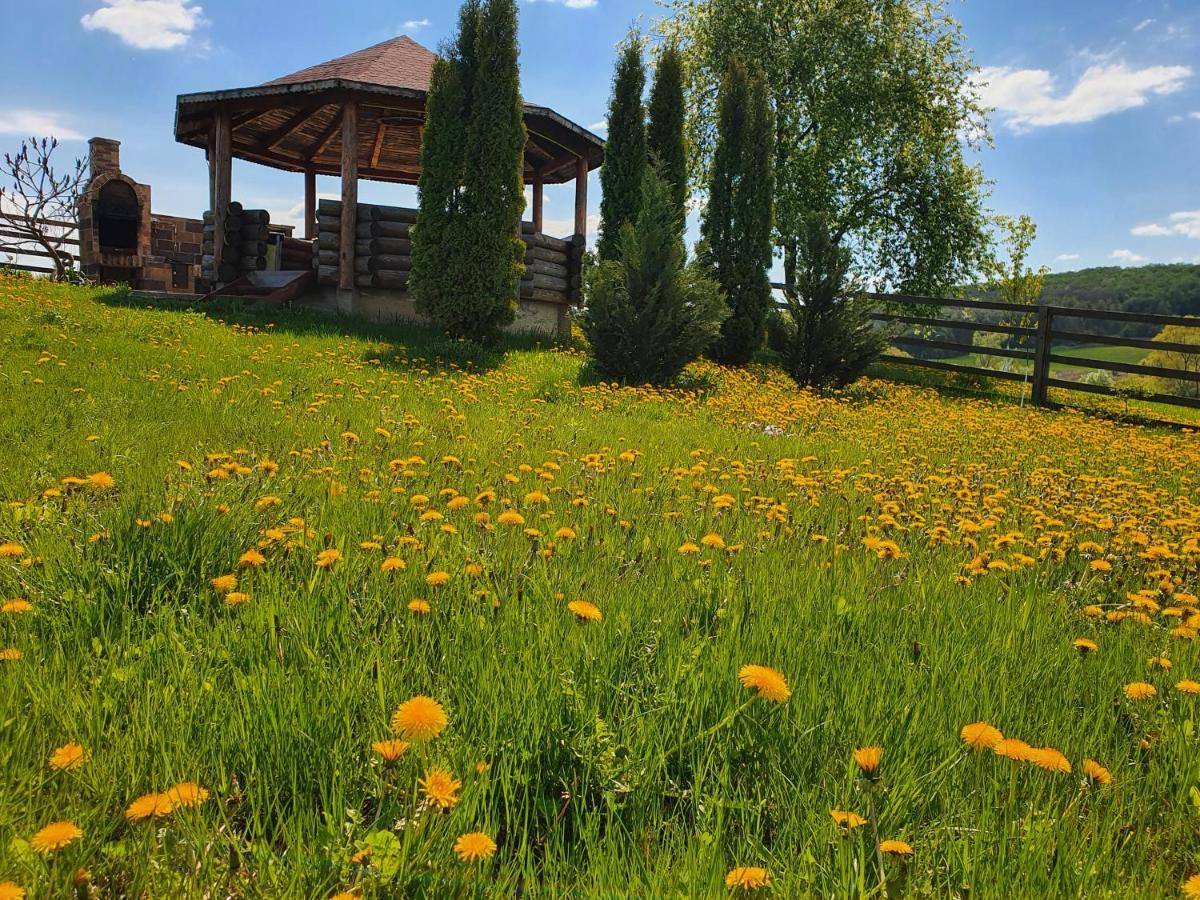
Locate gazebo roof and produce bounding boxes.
[174,36,603,186]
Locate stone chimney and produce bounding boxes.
[88,138,121,180]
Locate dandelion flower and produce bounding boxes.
[1082,759,1112,786]
[419,767,461,809]
[830,809,867,829]
[1072,638,1097,655]
[497,510,525,527]
[315,548,342,569]
[391,696,449,743]
[880,840,913,857]
[725,867,770,891]
[453,831,497,862]
[425,571,450,587]
[408,599,431,614]
[86,472,115,489]
[1184,874,1200,898]
[371,739,410,762]
[48,743,87,771]
[165,782,209,809]
[224,592,250,607]
[738,665,791,703]
[1125,682,1157,701]
[0,648,23,662]
[567,600,602,622]
[1176,680,1200,695]
[960,721,1003,750]
[238,549,266,568]
[853,746,884,779]
[381,557,406,573]
[0,882,25,900]
[211,574,237,594]
[2,599,33,614]
[30,820,82,853]
[993,738,1035,762]
[125,792,174,821]
[1030,747,1072,773]
[0,543,25,558]
[701,533,726,550]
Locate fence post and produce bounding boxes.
[1031,303,1052,406]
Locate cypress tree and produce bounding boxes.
[598,38,646,261]
[646,42,687,235]
[458,0,526,344]
[703,59,775,365]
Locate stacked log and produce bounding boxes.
[312,202,580,304]
[201,203,272,284]
[280,237,313,272]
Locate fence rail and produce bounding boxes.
[773,285,1200,415]
[0,215,79,275]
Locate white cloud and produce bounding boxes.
[527,0,599,8]
[588,119,608,133]
[402,18,430,30]
[271,193,339,234]
[1110,248,1147,264]
[1134,18,1156,33]
[81,0,205,51]
[1128,211,1200,240]
[974,61,1192,130]
[0,110,84,141]
[1054,253,1080,262]
[1131,223,1173,237]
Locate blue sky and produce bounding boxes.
[2,0,1198,272]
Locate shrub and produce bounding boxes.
[776,216,885,389]
[582,173,726,385]
[1143,324,1200,399]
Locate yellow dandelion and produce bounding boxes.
[853,746,884,779]
[315,548,342,569]
[701,533,726,550]
[30,820,82,853]
[497,510,525,527]
[830,809,867,829]
[993,738,1035,762]
[725,867,770,891]
[0,543,25,558]
[738,664,791,703]
[86,471,115,489]
[381,557,406,573]
[211,573,237,594]
[1184,874,1200,899]
[371,739,410,762]
[224,592,251,607]
[48,743,88,772]
[408,599,432,614]
[125,792,174,821]
[1030,747,1072,774]
[1125,682,1157,701]
[0,648,23,662]
[1082,759,1112,786]
[453,831,497,862]
[425,571,451,587]
[880,840,913,857]
[567,600,602,622]
[960,721,1004,750]
[1177,680,1200,694]
[391,695,449,743]
[0,882,25,900]
[1072,638,1097,655]
[555,527,576,540]
[165,782,210,809]
[2,599,32,614]
[238,549,266,568]
[419,767,461,809]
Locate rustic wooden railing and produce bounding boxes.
[774,286,1200,413]
[0,216,79,275]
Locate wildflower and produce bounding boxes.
[555,527,576,540]
[408,599,431,614]
[880,840,913,857]
[86,471,115,489]
[0,882,25,900]
[125,793,174,821]
[0,648,23,662]
[165,782,209,808]
[391,696,449,743]
[381,557,405,573]
[2,599,33,614]
[961,722,1003,753]
[993,738,1035,762]
[1177,680,1200,694]
[678,541,700,555]
[48,743,87,771]
[1090,559,1113,573]
[567,600,602,622]
[725,867,770,891]
[225,592,251,607]
[830,809,867,829]
[239,549,266,568]
[315,548,342,569]
[425,571,450,587]
[419,767,461,809]
[853,746,884,780]
[371,739,409,762]
[211,574,237,594]
[1072,638,1098,655]
[1148,656,1172,670]
[1184,874,1200,899]
[0,543,25,558]
[30,820,82,853]
[738,665,791,703]
[497,510,525,527]
[1125,682,1157,701]
[453,831,497,862]
[1082,759,1112,786]
[1030,747,1072,773]
[701,533,726,550]
[351,847,372,864]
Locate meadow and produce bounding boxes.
[1,276,1199,898]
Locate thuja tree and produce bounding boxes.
[646,42,688,237]
[597,37,647,261]
[412,0,525,344]
[582,172,726,385]
[701,58,774,364]
[411,1,480,333]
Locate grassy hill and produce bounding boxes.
[2,277,1200,897]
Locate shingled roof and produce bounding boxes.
[264,36,436,93]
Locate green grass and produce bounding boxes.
[2,278,1200,898]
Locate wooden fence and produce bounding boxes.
[774,287,1200,413]
[0,216,79,274]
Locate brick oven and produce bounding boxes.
[77,137,205,293]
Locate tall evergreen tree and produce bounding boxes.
[598,38,646,261]
[703,58,775,364]
[646,42,687,234]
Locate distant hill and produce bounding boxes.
[971,263,1200,338]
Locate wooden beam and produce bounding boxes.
[370,122,387,168]
[573,157,588,240]
[304,170,316,241]
[532,175,544,234]
[259,105,322,151]
[339,100,359,292]
[211,110,233,283]
[308,108,344,163]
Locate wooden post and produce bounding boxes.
[573,157,588,241]
[532,175,544,234]
[339,100,359,294]
[303,169,316,241]
[210,110,232,283]
[1031,303,1053,406]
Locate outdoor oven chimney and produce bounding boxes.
[88,138,121,179]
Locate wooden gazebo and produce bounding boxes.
[174,35,604,295]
